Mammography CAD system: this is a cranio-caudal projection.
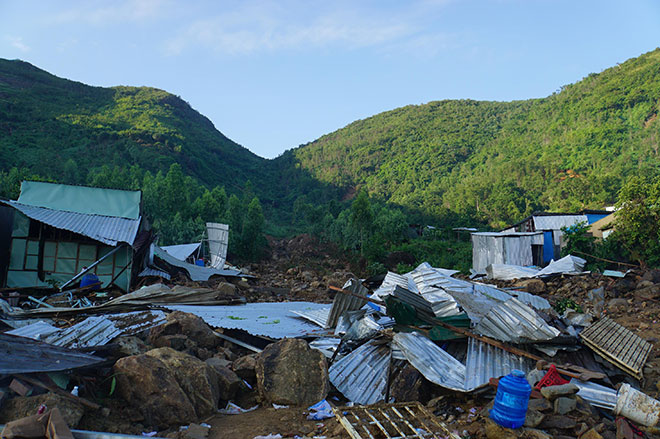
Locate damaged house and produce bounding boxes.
[0,181,147,292]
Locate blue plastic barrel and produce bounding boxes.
[489,369,531,429]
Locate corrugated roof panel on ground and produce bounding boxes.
[328,340,391,405]
[393,332,466,392]
[0,333,104,374]
[137,267,171,280]
[5,320,59,340]
[166,302,332,339]
[570,378,617,410]
[579,317,652,379]
[43,316,120,349]
[373,272,414,298]
[5,201,141,246]
[464,338,532,391]
[291,307,330,328]
[161,243,201,261]
[474,298,560,343]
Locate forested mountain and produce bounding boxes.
[0,59,264,191]
[284,48,660,227]
[1,48,660,232]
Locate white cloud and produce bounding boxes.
[7,36,30,52]
[164,1,441,56]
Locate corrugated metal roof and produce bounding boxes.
[570,378,617,410]
[326,278,369,328]
[533,214,588,231]
[166,302,331,339]
[161,243,201,261]
[0,333,104,374]
[5,320,58,339]
[334,310,382,340]
[474,298,560,343]
[373,271,414,298]
[6,311,166,348]
[328,340,391,404]
[5,201,140,246]
[138,267,172,280]
[464,338,532,391]
[536,255,586,276]
[393,332,466,392]
[309,337,341,358]
[291,307,330,328]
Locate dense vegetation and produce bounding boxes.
[2,49,660,268]
[287,48,660,228]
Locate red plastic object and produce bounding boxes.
[535,364,569,389]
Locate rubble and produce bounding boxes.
[1,234,660,439]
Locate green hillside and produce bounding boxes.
[0,59,264,191]
[284,48,660,227]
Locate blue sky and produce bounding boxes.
[1,0,660,159]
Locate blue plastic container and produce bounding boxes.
[489,369,531,429]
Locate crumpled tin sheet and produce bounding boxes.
[393,332,466,392]
[326,278,369,329]
[536,255,587,277]
[309,337,341,359]
[168,302,331,339]
[373,271,415,298]
[329,340,391,404]
[6,311,166,348]
[570,378,617,410]
[334,310,382,340]
[413,262,460,277]
[425,278,543,324]
[0,333,104,374]
[464,338,532,391]
[474,298,560,343]
[291,307,330,328]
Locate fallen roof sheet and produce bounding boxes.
[161,243,201,261]
[393,332,466,392]
[413,262,460,277]
[486,264,541,281]
[474,298,560,343]
[4,201,141,246]
[333,402,460,439]
[373,272,414,299]
[152,244,242,281]
[570,378,617,410]
[291,307,330,328]
[326,278,369,329]
[464,337,532,391]
[579,317,652,379]
[328,340,391,405]
[137,267,171,280]
[6,311,166,348]
[536,255,587,277]
[166,302,332,339]
[0,333,104,374]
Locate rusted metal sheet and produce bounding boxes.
[333,402,460,439]
[579,317,652,379]
[0,333,104,374]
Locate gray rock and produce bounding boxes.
[539,415,577,430]
[524,409,545,428]
[554,396,577,415]
[111,335,150,357]
[528,398,552,412]
[522,429,552,439]
[540,383,579,400]
[256,338,329,406]
[206,356,232,370]
[149,311,220,350]
[214,365,243,400]
[232,354,257,380]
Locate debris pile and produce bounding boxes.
[1,250,659,439]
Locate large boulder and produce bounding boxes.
[256,338,329,406]
[232,354,258,380]
[145,347,220,418]
[113,354,196,428]
[149,311,220,350]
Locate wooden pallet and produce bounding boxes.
[579,317,652,379]
[332,401,459,439]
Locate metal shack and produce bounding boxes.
[501,210,610,264]
[0,181,144,292]
[471,231,544,273]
